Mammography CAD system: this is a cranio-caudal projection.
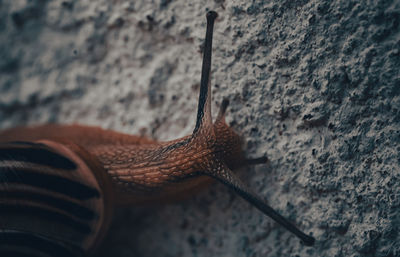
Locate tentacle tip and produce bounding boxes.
[301,235,315,246]
[258,156,269,163]
[220,98,229,113]
[221,98,229,109]
[207,11,218,21]
[245,156,269,166]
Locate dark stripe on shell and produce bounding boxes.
[0,191,97,221]
[0,145,77,170]
[0,229,84,257]
[0,249,44,257]
[0,204,92,234]
[0,168,100,200]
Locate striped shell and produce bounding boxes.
[0,140,114,257]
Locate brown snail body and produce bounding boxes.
[0,11,314,256]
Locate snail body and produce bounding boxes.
[0,11,314,256]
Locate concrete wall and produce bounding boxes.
[1,0,399,256]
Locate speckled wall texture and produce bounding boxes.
[1,0,399,256]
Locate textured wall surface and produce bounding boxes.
[1,0,399,256]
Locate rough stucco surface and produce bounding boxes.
[1,0,399,256]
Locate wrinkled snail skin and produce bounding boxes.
[0,10,315,257]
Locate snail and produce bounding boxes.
[0,11,315,257]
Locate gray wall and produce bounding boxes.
[1,0,399,256]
